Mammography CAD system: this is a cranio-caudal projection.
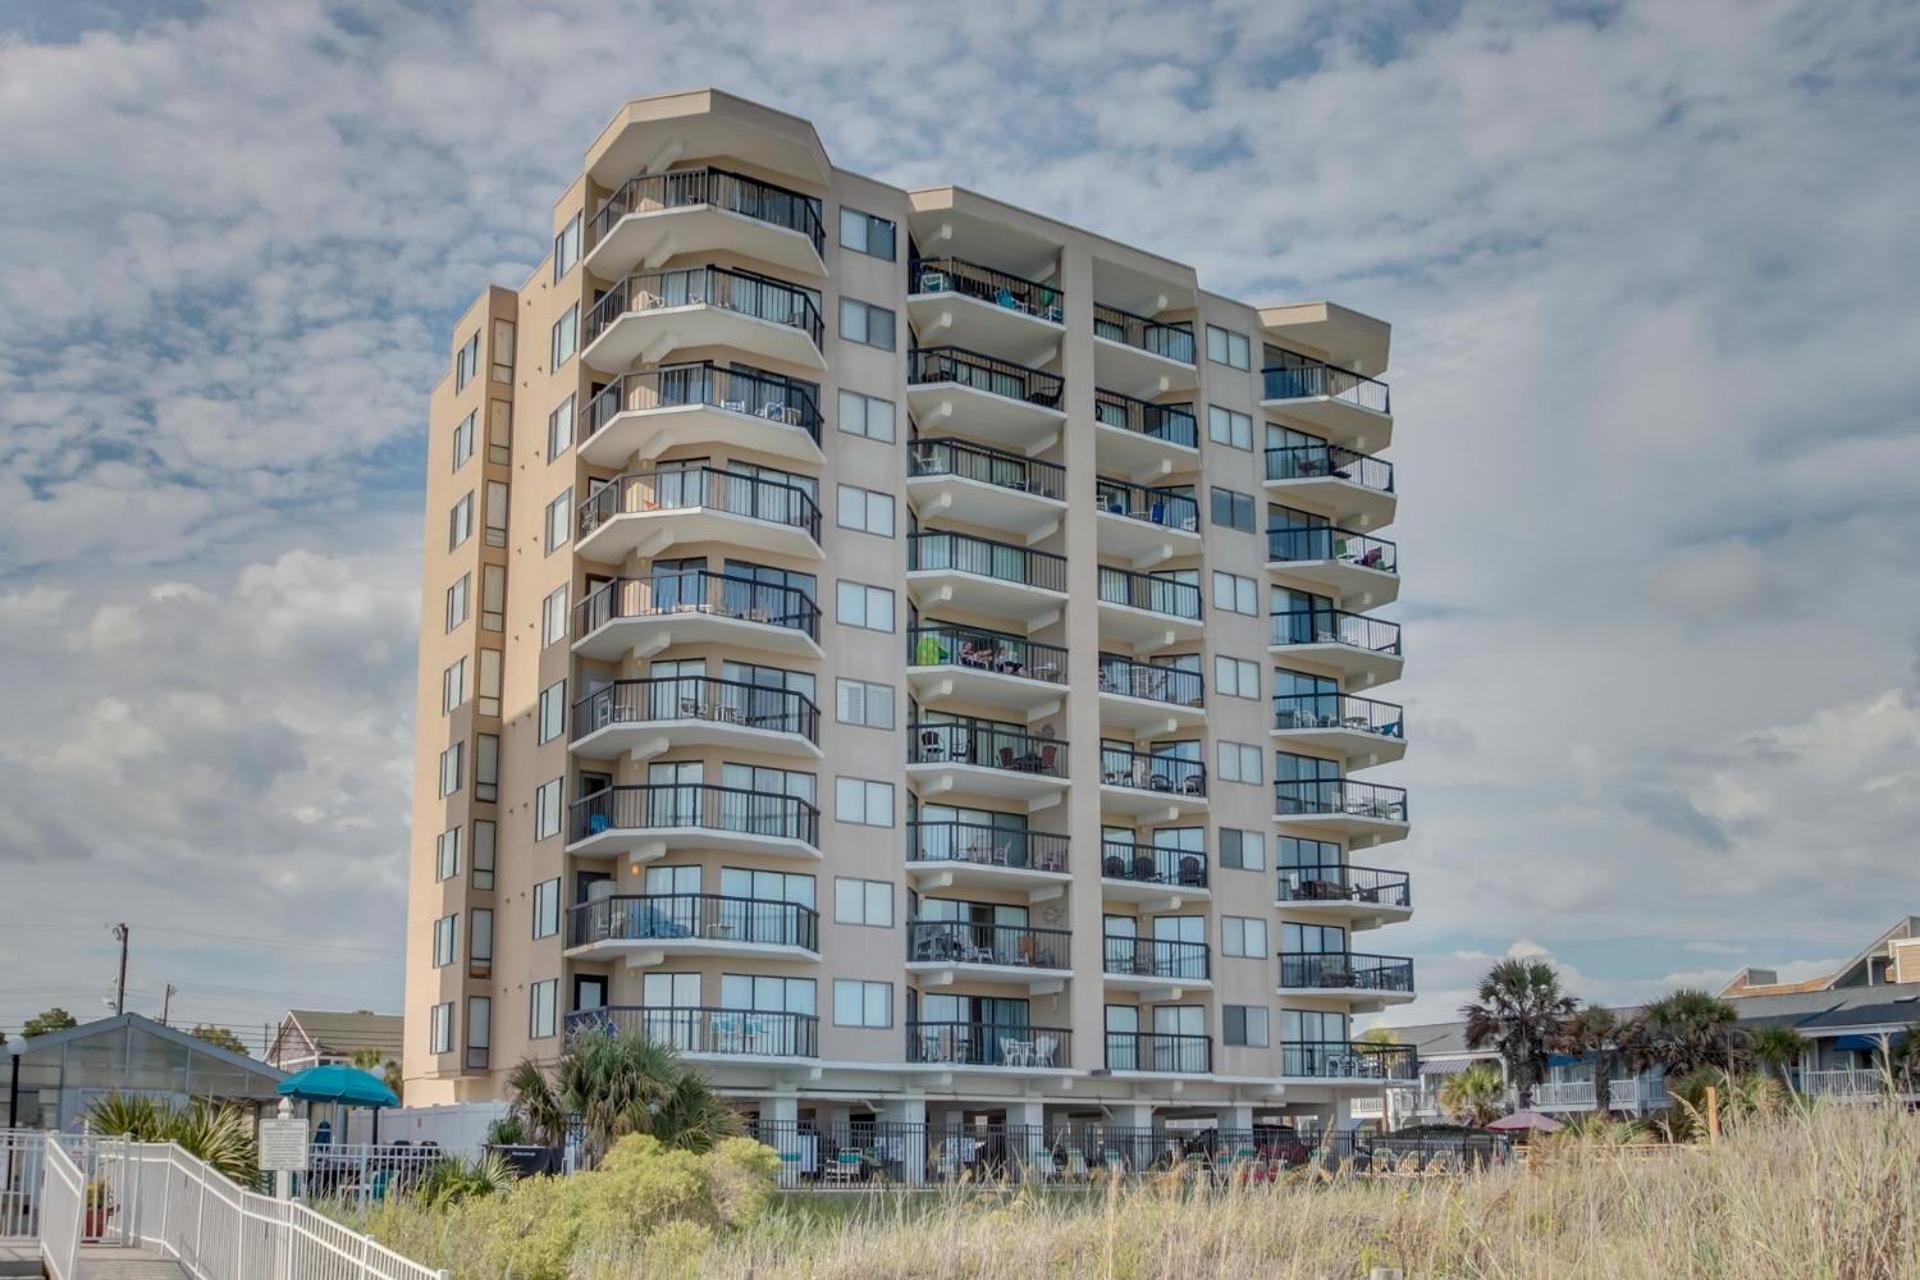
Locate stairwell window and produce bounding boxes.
[537,682,567,744]
[1224,1005,1269,1047]
[474,734,499,802]
[835,777,894,827]
[472,820,495,890]
[1208,406,1252,450]
[468,908,493,978]
[545,488,571,554]
[466,996,491,1069]
[430,1002,453,1055]
[840,298,896,350]
[834,979,893,1028]
[445,574,469,632]
[437,742,463,797]
[481,565,506,631]
[1215,656,1260,699]
[1218,740,1262,784]
[550,305,578,367]
[1222,916,1267,958]
[553,214,581,282]
[490,321,515,383]
[529,980,557,1040]
[432,914,458,968]
[838,208,896,260]
[451,411,475,470]
[534,779,563,840]
[435,827,461,881]
[542,585,568,647]
[483,481,508,548]
[1220,828,1266,871]
[836,485,894,536]
[547,394,574,459]
[1212,571,1257,615]
[476,649,501,717]
[449,493,473,550]
[837,389,895,442]
[532,879,560,939]
[454,331,479,391]
[836,581,895,632]
[1206,324,1251,370]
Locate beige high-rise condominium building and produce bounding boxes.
[405,89,1414,1146]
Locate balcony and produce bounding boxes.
[1092,303,1197,394]
[567,783,820,862]
[906,437,1066,540]
[906,820,1071,893]
[577,364,823,468]
[1264,443,1396,530]
[1097,653,1205,732]
[570,676,820,761]
[1093,389,1198,478]
[906,347,1065,451]
[568,1006,817,1060]
[575,466,822,564]
[908,531,1067,626]
[1267,527,1399,607]
[1094,477,1200,565]
[1096,566,1203,648]
[907,256,1065,354]
[1796,1070,1897,1101]
[1280,1040,1419,1083]
[1099,745,1206,818]
[1275,863,1413,929]
[583,166,827,281]
[1099,838,1208,904]
[571,570,820,662]
[1101,935,1211,993]
[906,920,1071,991]
[1261,359,1393,450]
[1105,1031,1212,1076]
[906,624,1067,717]
[1269,609,1404,686]
[908,1021,1070,1071]
[581,265,826,374]
[1274,779,1410,843]
[1272,693,1407,766]
[1534,1077,1671,1112]
[907,719,1068,805]
[565,893,820,963]
[1276,952,1417,1011]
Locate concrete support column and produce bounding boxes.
[766,1095,803,1187]
[1113,1101,1155,1173]
[881,1097,926,1185]
[1009,1100,1046,1179]
[1219,1103,1254,1153]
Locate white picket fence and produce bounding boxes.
[36,1138,83,1280]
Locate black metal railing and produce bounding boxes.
[909,437,1065,500]
[908,624,1068,683]
[1277,952,1415,994]
[1281,1040,1419,1081]
[909,256,1064,322]
[1276,864,1412,911]
[1265,443,1394,493]
[1272,692,1404,738]
[587,166,825,257]
[1274,779,1409,823]
[584,265,825,351]
[1093,389,1198,448]
[1093,303,1196,363]
[1105,1031,1212,1074]
[568,783,819,848]
[1095,477,1199,533]
[909,720,1068,778]
[578,363,822,446]
[1262,358,1391,415]
[910,531,1068,592]
[578,466,821,544]
[572,570,819,644]
[907,346,1063,408]
[907,920,1070,969]
[1099,838,1207,889]
[1100,746,1206,796]
[908,821,1070,875]
[567,1006,818,1058]
[907,1021,1071,1069]
[1267,527,1398,575]
[572,676,819,746]
[567,894,819,952]
[1102,934,1211,980]
[1098,654,1204,707]
[1270,608,1402,656]
[1097,566,1202,619]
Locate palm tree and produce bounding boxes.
[1462,958,1577,1109]
[1636,989,1745,1077]
[1747,1024,1806,1092]
[1438,1062,1506,1126]
[1552,1005,1635,1114]
[1879,1023,1920,1091]
[507,1025,740,1165]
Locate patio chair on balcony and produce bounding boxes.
[1102,853,1127,878]
[1132,852,1157,882]
[1178,856,1205,887]
[1031,1035,1059,1069]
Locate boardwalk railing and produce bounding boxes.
[36,1137,81,1280]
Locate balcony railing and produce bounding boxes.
[572,570,819,644]
[909,256,1064,323]
[1095,477,1199,533]
[907,920,1070,969]
[569,783,819,848]
[1097,566,1202,620]
[908,820,1070,875]
[567,1006,818,1058]
[1797,1069,1898,1099]
[910,530,1067,593]
[572,676,819,746]
[908,346,1063,408]
[567,894,819,952]
[1100,745,1205,797]
[1267,527,1398,575]
[908,1021,1070,1069]
[1278,952,1415,994]
[1105,1031,1212,1074]
[578,363,822,446]
[910,437,1065,501]
[1262,358,1391,415]
[909,720,1067,778]
[1098,654,1204,707]
[577,466,821,544]
[1093,303,1196,364]
[583,265,825,351]
[1099,838,1207,889]
[1281,1040,1419,1081]
[1270,609,1402,656]
[1265,443,1394,493]
[1276,863,1412,911]
[908,624,1068,683]
[1102,935,1211,981]
[1275,779,1409,823]
[1093,389,1198,448]
[586,166,825,257]
[1273,692,1404,738]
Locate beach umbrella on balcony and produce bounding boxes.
[277,1063,401,1143]
[1486,1109,1563,1134]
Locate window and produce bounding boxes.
[440,657,467,714]
[454,331,479,391]
[834,878,893,927]
[534,779,563,840]
[451,411,475,470]
[1206,324,1251,370]
[835,777,894,826]
[532,878,560,939]
[840,298,896,350]
[480,565,506,631]
[436,826,461,881]
[545,488,571,554]
[468,908,493,979]
[838,208,896,259]
[537,682,567,744]
[1212,571,1258,615]
[1218,741,1262,784]
[1222,915,1268,957]
[529,980,557,1039]
[487,400,512,464]
[472,820,496,890]
[547,394,574,460]
[837,389,895,442]
[836,485,894,536]
[474,733,498,802]
[833,979,892,1028]
[466,995,491,1066]
[836,678,894,729]
[429,1002,453,1054]
[1215,656,1259,699]
[1211,487,1255,532]
[1208,405,1253,450]
[432,914,458,968]
[484,480,508,548]
[531,588,564,649]
[476,648,501,717]
[448,493,473,549]
[437,742,463,797]
[1220,828,1266,871]
[550,305,578,367]
[445,574,470,632]
[553,214,581,281]
[836,581,894,632]
[1224,1004,1269,1047]
[490,320,514,383]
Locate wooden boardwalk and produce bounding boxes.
[74,1245,189,1279]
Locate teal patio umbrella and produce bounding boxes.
[277,1064,400,1143]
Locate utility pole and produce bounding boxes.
[161,984,176,1026]
[112,923,130,1016]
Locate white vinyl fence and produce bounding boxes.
[36,1137,83,1280]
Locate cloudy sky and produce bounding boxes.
[1,0,1917,1044]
